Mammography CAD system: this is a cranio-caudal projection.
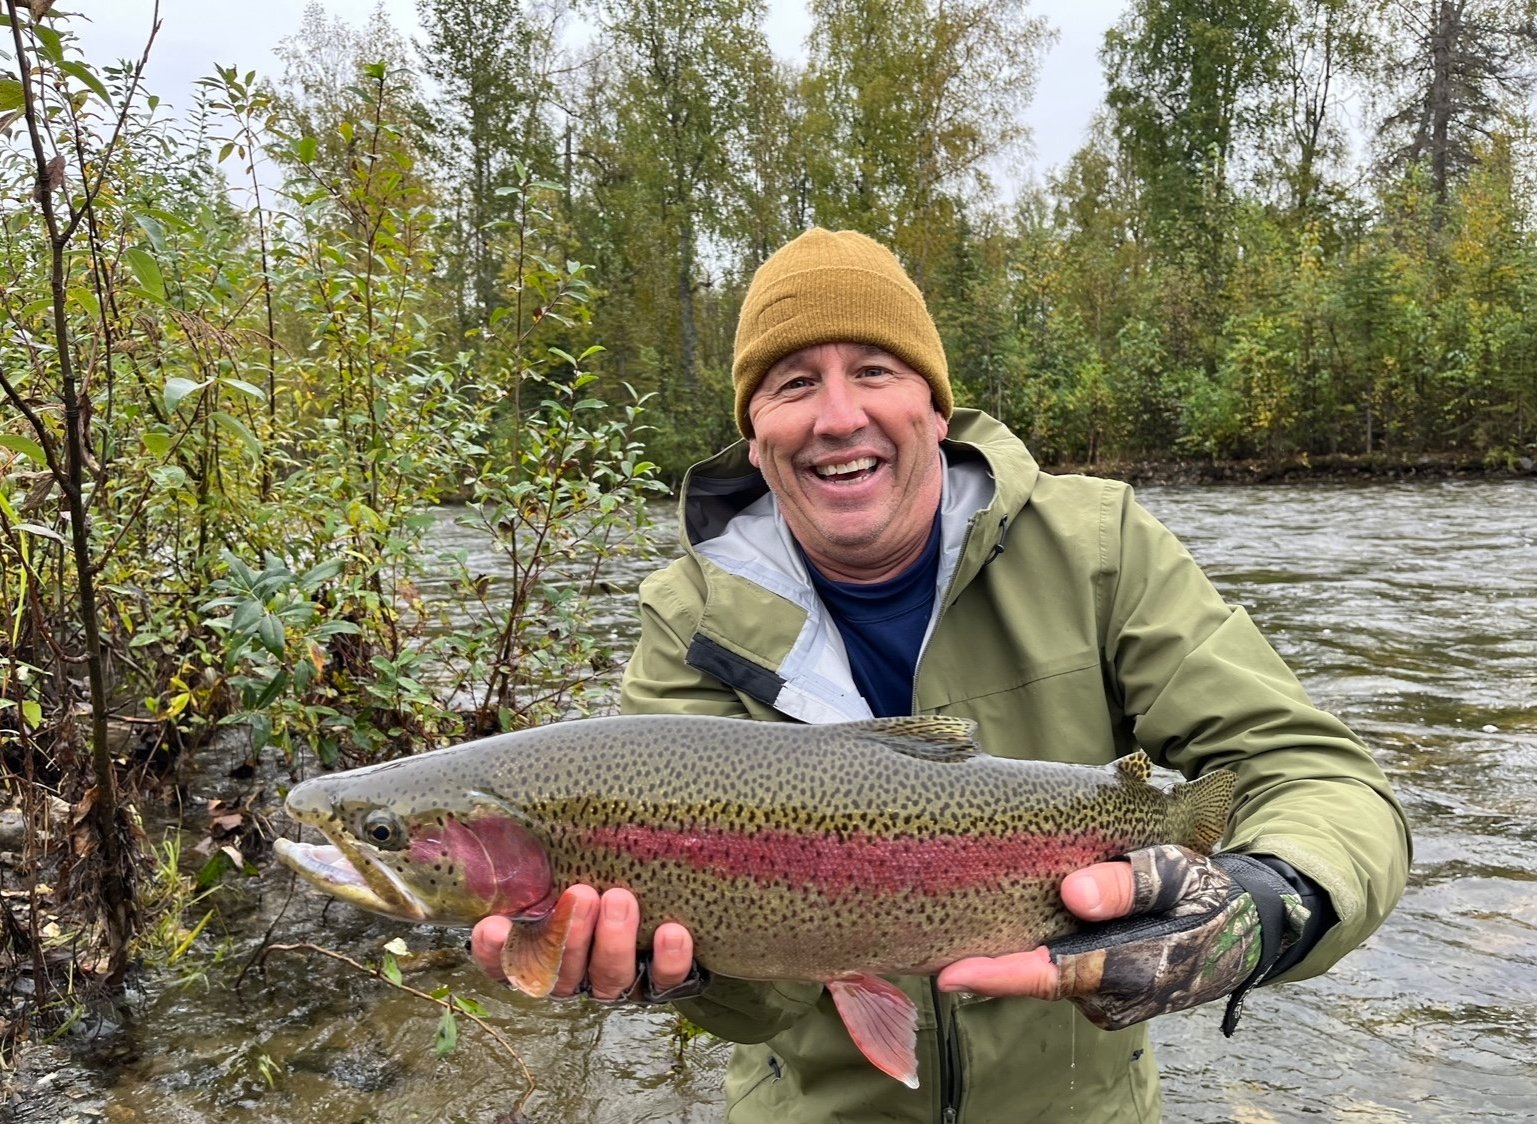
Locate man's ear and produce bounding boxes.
[935,410,949,442]
[747,440,760,468]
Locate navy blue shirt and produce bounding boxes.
[802,516,943,718]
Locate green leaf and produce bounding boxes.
[20,700,41,729]
[296,558,344,590]
[221,377,266,401]
[123,247,167,302]
[257,612,286,656]
[452,995,488,1018]
[0,434,46,464]
[433,1010,458,1057]
[0,78,23,111]
[134,213,167,254]
[295,135,318,163]
[16,522,65,544]
[251,669,290,710]
[212,411,262,458]
[381,953,403,986]
[142,431,172,457]
[149,464,189,490]
[162,376,208,414]
[32,24,63,63]
[221,550,256,588]
[231,598,263,633]
[194,849,236,891]
[58,61,110,103]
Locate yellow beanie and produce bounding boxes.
[731,228,952,437]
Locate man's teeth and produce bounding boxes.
[814,457,878,478]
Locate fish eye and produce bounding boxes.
[361,810,407,850]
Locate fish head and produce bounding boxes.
[274,771,555,926]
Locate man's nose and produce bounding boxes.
[812,374,867,437]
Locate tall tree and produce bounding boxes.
[1102,0,1290,374]
[416,0,563,334]
[580,0,773,400]
[1373,0,1537,206]
[801,0,1050,284]
[1271,0,1373,215]
[1102,0,1288,241]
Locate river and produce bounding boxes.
[18,479,1536,1123]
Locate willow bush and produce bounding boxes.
[0,7,663,1032]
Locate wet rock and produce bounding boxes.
[288,1041,402,1093]
[0,809,24,851]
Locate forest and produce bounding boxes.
[0,0,1534,1074]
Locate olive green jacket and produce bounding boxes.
[618,410,1409,1123]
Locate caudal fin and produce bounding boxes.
[1169,769,1236,855]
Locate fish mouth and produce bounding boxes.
[274,835,430,922]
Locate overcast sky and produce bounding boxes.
[78,0,1122,184]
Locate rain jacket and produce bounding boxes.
[618,409,1410,1123]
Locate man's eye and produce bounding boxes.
[857,366,892,379]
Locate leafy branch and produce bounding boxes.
[260,940,536,1117]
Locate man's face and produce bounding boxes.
[747,342,948,584]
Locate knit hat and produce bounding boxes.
[731,228,952,437]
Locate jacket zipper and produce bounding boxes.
[931,978,963,1122]
[917,514,998,1124]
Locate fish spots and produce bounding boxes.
[572,823,1125,902]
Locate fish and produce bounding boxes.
[274,713,1234,1088]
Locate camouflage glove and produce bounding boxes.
[1046,845,1313,1034]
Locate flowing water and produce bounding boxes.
[15,479,1536,1123]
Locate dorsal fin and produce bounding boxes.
[1113,750,1153,784]
[843,716,982,763]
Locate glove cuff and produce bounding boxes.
[1212,852,1309,1035]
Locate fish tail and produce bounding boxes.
[1168,769,1237,854]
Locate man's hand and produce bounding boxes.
[936,858,1139,998]
[470,885,700,1002]
[937,846,1311,1033]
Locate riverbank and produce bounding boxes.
[1049,450,1537,486]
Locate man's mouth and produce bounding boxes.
[813,456,879,480]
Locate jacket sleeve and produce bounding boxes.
[618,562,825,1039]
[1100,489,1410,984]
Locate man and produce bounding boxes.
[472,228,1409,1121]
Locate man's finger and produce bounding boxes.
[935,945,1058,998]
[586,887,642,999]
[551,885,601,997]
[470,914,513,981]
[1061,860,1137,921]
[650,922,695,992]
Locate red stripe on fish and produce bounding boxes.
[575,823,1123,900]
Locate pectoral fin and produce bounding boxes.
[499,891,577,997]
[826,974,920,1089]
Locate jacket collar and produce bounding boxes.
[672,410,1039,723]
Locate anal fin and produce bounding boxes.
[826,974,920,1089]
[499,892,576,997]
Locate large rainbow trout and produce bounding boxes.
[275,714,1233,1087]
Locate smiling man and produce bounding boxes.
[471,228,1409,1122]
